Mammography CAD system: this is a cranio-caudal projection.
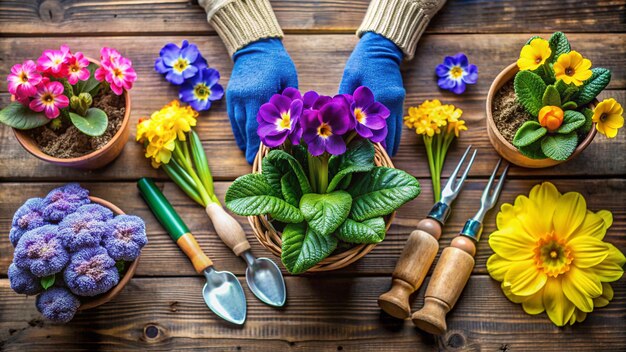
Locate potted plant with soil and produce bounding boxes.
[486,32,623,168]
[1,46,136,169]
[225,87,421,274]
[7,183,148,323]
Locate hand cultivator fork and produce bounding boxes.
[412,159,509,335]
[378,146,477,319]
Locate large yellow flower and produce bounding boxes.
[487,182,625,326]
[517,38,552,71]
[554,51,592,86]
[592,98,624,138]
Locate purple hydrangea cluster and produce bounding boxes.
[7,184,148,323]
[257,86,390,156]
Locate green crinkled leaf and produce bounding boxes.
[335,217,386,244]
[541,132,578,161]
[75,63,101,95]
[561,86,579,103]
[281,222,337,274]
[580,108,594,134]
[557,110,585,134]
[263,149,312,195]
[513,121,547,147]
[532,64,555,85]
[300,191,352,237]
[542,85,561,107]
[225,173,303,223]
[0,102,50,130]
[348,167,420,221]
[281,172,302,207]
[575,68,611,106]
[69,108,108,136]
[327,139,375,192]
[291,144,310,176]
[548,31,571,63]
[40,275,55,290]
[518,140,547,159]
[562,101,578,110]
[514,70,547,116]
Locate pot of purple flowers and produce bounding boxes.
[7,184,147,323]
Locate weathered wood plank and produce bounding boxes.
[0,0,624,35]
[0,276,624,351]
[1,179,624,277]
[0,34,624,180]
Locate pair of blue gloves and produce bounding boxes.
[227,33,405,163]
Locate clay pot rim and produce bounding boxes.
[12,57,131,165]
[486,62,597,165]
[77,196,140,311]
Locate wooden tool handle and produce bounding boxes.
[205,203,251,256]
[177,232,213,273]
[378,219,442,319]
[411,237,476,335]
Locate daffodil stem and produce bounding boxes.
[424,136,440,202]
[162,163,203,206]
[173,146,213,207]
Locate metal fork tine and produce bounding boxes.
[442,145,472,195]
[454,149,477,193]
[482,158,502,202]
[490,164,510,205]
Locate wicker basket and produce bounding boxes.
[250,142,396,272]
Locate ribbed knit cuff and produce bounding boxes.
[357,0,446,60]
[203,0,284,57]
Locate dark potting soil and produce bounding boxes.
[29,89,125,158]
[492,80,534,143]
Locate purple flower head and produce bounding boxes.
[257,87,304,147]
[102,215,148,261]
[155,40,208,85]
[10,197,49,247]
[303,90,331,110]
[59,212,110,252]
[179,67,224,111]
[14,225,69,277]
[302,97,351,156]
[64,247,119,297]
[75,204,114,222]
[8,263,43,295]
[43,183,90,223]
[36,287,80,323]
[347,86,390,143]
[436,53,478,95]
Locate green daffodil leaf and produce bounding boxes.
[513,121,547,147]
[542,85,561,107]
[0,102,50,130]
[335,217,386,244]
[514,70,547,116]
[541,132,578,161]
[547,32,571,63]
[575,68,611,106]
[69,108,108,137]
[557,110,585,134]
[327,139,375,192]
[300,191,352,237]
[281,222,337,274]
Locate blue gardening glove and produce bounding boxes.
[339,32,405,156]
[227,38,298,164]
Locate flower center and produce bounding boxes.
[600,113,608,122]
[450,66,464,79]
[113,68,124,79]
[565,67,574,76]
[278,112,291,130]
[115,228,134,243]
[173,58,189,73]
[20,72,29,83]
[27,239,57,260]
[317,123,332,138]
[533,232,573,278]
[194,83,211,100]
[41,93,55,105]
[354,108,366,123]
[535,56,543,64]
[75,256,107,281]
[70,64,80,73]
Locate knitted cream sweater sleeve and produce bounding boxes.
[199,0,283,57]
[358,0,447,60]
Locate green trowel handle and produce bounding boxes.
[137,177,190,241]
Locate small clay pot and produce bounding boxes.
[486,63,597,168]
[12,58,131,169]
[77,196,140,311]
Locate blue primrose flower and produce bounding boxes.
[43,183,90,223]
[75,204,114,222]
[179,67,224,111]
[102,215,148,261]
[155,40,208,85]
[8,263,43,295]
[64,247,119,297]
[59,212,110,252]
[36,287,80,323]
[10,197,49,247]
[435,53,478,94]
[14,225,69,277]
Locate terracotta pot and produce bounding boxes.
[12,58,131,169]
[77,196,140,311]
[486,63,597,168]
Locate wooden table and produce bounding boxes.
[1,1,625,350]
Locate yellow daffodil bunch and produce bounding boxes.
[487,182,625,326]
[404,99,467,201]
[137,100,219,207]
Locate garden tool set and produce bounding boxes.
[379,150,509,335]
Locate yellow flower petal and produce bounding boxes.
[571,211,607,240]
[505,259,548,296]
[591,244,625,282]
[593,282,614,308]
[489,225,537,261]
[605,114,624,129]
[543,277,575,326]
[596,210,613,229]
[562,266,602,312]
[574,309,587,324]
[487,254,515,281]
[496,203,516,229]
[514,195,551,238]
[521,290,545,315]
[553,191,587,239]
[569,236,609,268]
[501,282,526,304]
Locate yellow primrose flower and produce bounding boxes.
[447,119,467,138]
[487,182,625,327]
[404,100,466,138]
[554,51,592,86]
[154,100,198,141]
[592,98,624,138]
[145,131,177,168]
[517,38,552,71]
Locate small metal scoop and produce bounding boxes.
[203,266,246,325]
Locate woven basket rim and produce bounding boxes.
[249,141,396,273]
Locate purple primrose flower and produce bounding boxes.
[302,90,331,110]
[10,197,49,247]
[179,67,224,111]
[102,215,147,261]
[75,204,114,222]
[302,97,351,156]
[344,86,390,143]
[257,88,304,147]
[436,53,478,94]
[59,212,110,252]
[43,183,90,223]
[14,225,69,277]
[8,263,43,295]
[64,247,119,297]
[155,40,208,85]
[36,287,80,323]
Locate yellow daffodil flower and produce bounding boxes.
[592,98,624,138]
[554,51,592,86]
[517,38,552,71]
[487,182,625,326]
